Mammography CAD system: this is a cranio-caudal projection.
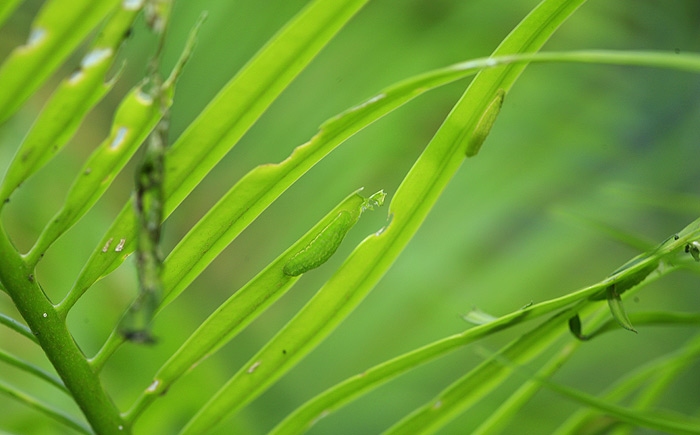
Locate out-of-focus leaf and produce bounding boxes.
[0,380,91,434]
[462,307,498,325]
[505,358,700,435]
[382,308,576,434]
[0,348,67,392]
[573,311,700,341]
[0,0,23,28]
[552,209,656,251]
[0,0,121,124]
[472,342,580,435]
[0,3,142,205]
[554,333,700,434]
[0,312,37,343]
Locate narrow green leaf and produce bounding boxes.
[0,348,67,393]
[461,307,498,325]
[571,310,700,343]
[267,219,698,433]
[182,0,589,432]
[0,3,142,205]
[472,342,580,435]
[123,189,383,423]
[0,0,121,124]
[604,185,700,215]
[383,309,577,435]
[554,333,700,434]
[0,312,38,343]
[0,380,92,434]
[503,359,700,435]
[686,241,700,262]
[551,209,657,251]
[608,335,700,435]
[64,0,371,310]
[0,0,23,28]
[26,84,161,266]
[606,286,637,333]
[387,294,629,435]
[161,0,370,211]
[568,314,586,340]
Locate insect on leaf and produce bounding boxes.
[465,88,505,157]
[283,211,356,276]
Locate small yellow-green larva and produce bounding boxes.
[465,89,505,157]
[283,211,356,276]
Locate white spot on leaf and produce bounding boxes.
[102,238,113,253]
[26,28,46,47]
[110,127,128,149]
[310,410,330,427]
[146,379,160,393]
[81,48,113,69]
[122,0,145,10]
[136,90,153,105]
[247,361,261,373]
[68,70,84,84]
[115,238,126,252]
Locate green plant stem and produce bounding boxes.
[0,228,127,434]
[90,329,125,372]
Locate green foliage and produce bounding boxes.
[0,0,699,434]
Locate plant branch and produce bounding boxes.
[0,227,128,434]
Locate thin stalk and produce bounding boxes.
[0,380,91,434]
[0,312,39,343]
[0,348,67,393]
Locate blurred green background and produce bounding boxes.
[1,0,699,433]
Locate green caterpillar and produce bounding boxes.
[466,88,505,157]
[283,211,356,276]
